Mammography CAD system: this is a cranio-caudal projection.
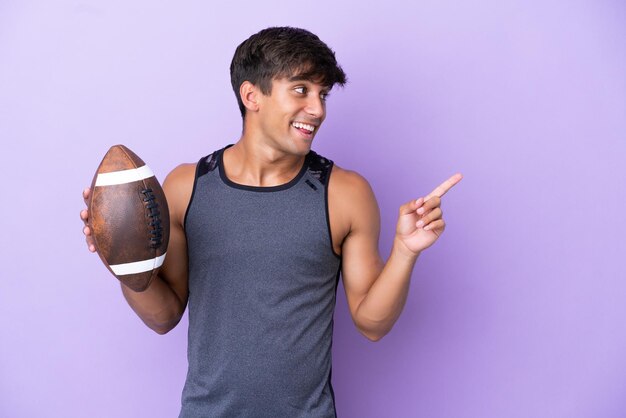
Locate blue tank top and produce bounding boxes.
[180,144,342,417]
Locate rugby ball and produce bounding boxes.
[88,145,169,292]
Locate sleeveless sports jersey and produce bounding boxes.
[180,144,342,418]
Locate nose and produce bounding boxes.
[305,95,325,120]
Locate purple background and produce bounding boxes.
[1,1,625,417]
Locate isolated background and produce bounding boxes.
[1,1,625,417]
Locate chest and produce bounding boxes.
[186,175,340,264]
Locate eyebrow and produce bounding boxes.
[288,75,312,82]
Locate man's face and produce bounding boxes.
[255,76,330,156]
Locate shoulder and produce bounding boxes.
[163,162,196,191]
[329,164,375,200]
[329,164,380,233]
[162,162,197,225]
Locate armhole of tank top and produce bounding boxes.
[183,158,202,232]
[325,162,342,260]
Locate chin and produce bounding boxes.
[283,138,313,156]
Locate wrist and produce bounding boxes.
[392,236,421,262]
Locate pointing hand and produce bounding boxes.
[395,173,463,255]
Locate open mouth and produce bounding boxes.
[291,121,316,137]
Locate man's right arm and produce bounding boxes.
[81,163,196,334]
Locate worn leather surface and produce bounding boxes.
[88,145,170,292]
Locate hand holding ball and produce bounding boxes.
[85,145,170,292]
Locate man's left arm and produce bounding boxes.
[334,169,462,341]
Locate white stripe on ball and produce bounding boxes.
[109,253,167,275]
[95,165,155,186]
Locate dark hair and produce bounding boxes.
[230,27,347,118]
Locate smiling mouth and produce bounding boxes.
[291,121,316,135]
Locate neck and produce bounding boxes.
[223,136,306,188]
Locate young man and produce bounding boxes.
[81,27,461,418]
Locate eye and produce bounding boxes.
[294,86,307,94]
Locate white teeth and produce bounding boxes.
[292,122,315,132]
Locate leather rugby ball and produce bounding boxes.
[88,145,169,292]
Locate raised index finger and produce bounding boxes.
[424,173,463,201]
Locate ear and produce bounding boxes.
[240,81,260,113]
